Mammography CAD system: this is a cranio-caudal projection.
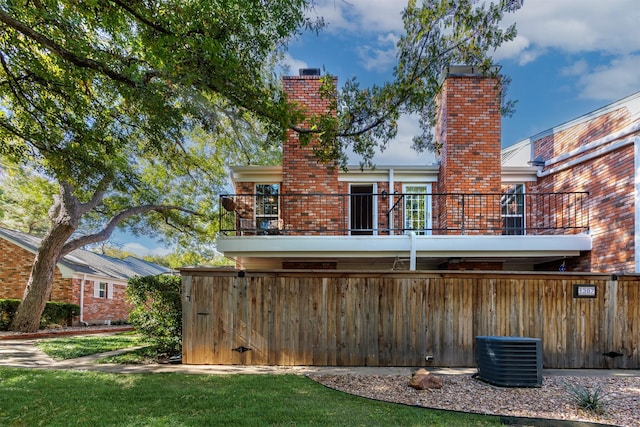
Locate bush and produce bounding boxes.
[0,299,21,330]
[126,275,182,356]
[0,299,79,331]
[41,302,80,328]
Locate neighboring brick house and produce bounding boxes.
[217,66,640,273]
[0,227,173,324]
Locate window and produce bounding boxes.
[501,184,525,235]
[403,184,432,235]
[255,184,279,232]
[94,282,113,299]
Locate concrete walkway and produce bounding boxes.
[1,336,638,378]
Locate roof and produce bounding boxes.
[504,90,640,167]
[0,227,173,280]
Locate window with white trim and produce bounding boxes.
[94,282,113,299]
[501,184,525,235]
[255,184,279,232]
[403,184,432,235]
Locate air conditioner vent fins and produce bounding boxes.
[475,336,542,387]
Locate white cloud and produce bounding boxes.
[561,59,589,77]
[122,242,172,257]
[347,114,437,165]
[312,0,405,34]
[280,53,308,76]
[357,33,399,71]
[492,35,532,63]
[499,0,640,62]
[575,55,640,100]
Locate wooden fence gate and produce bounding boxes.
[181,269,639,368]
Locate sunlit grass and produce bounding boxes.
[0,367,501,426]
[97,346,158,364]
[35,332,149,360]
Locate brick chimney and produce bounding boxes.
[435,66,502,235]
[281,69,341,235]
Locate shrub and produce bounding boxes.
[0,299,21,330]
[126,274,182,356]
[0,299,79,331]
[565,382,608,414]
[41,302,80,328]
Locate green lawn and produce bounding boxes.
[0,368,501,426]
[35,332,149,360]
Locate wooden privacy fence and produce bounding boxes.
[181,269,639,368]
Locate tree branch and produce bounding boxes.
[0,9,139,88]
[76,175,113,216]
[107,0,173,35]
[61,204,200,256]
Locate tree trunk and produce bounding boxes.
[9,223,74,332]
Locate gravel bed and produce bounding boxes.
[310,373,640,426]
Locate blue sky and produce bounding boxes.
[284,0,640,164]
[117,0,640,256]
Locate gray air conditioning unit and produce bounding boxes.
[475,336,542,387]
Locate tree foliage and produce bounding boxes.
[0,0,313,331]
[303,0,522,168]
[0,163,56,235]
[0,0,521,331]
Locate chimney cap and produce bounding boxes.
[299,68,321,77]
[439,65,501,83]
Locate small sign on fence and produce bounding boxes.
[573,284,597,298]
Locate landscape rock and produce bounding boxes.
[409,368,444,390]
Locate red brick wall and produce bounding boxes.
[282,75,342,235]
[0,238,72,301]
[78,279,131,324]
[436,72,502,236]
[1,238,132,323]
[532,109,638,273]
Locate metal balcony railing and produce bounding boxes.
[218,192,589,236]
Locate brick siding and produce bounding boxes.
[282,75,341,235]
[0,238,131,323]
[0,238,71,301]
[79,279,131,324]
[228,71,639,273]
[532,109,638,273]
[436,73,502,237]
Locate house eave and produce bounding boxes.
[217,234,592,259]
[501,166,539,182]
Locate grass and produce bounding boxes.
[0,367,501,426]
[97,346,158,364]
[35,332,149,360]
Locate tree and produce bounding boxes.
[0,1,316,332]
[0,0,521,332]
[0,163,56,235]
[304,0,522,168]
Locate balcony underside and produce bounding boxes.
[217,234,592,270]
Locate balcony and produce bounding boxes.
[218,192,589,237]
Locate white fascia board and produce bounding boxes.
[339,165,440,182]
[501,166,539,183]
[57,264,77,279]
[217,234,591,258]
[230,166,283,183]
[71,273,128,286]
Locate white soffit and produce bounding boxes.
[217,235,591,258]
[230,166,283,183]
